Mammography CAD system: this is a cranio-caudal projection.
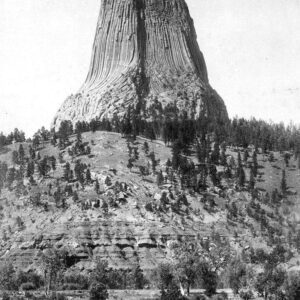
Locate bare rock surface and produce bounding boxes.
[53,0,228,129]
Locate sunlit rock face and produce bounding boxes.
[53,0,228,129]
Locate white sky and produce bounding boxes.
[1,0,300,137]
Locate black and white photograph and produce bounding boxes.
[0,0,300,299]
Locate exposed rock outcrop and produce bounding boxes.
[53,0,228,129]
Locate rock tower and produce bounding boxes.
[53,0,227,128]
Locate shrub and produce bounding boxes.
[2,292,10,300]
[145,202,153,212]
[20,282,36,291]
[61,283,83,291]
[63,273,89,290]
[24,291,34,298]
[211,293,228,300]
[0,262,17,290]
[49,292,67,300]
[89,282,108,300]
[239,289,254,300]
[17,270,43,289]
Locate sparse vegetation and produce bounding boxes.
[0,115,300,299]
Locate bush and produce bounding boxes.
[239,289,254,300]
[89,282,108,300]
[0,262,17,290]
[2,292,10,300]
[63,273,89,290]
[24,291,34,298]
[61,283,83,291]
[20,282,36,291]
[160,282,187,300]
[49,292,67,300]
[211,293,228,300]
[17,270,44,290]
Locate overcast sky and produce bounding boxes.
[1,0,300,137]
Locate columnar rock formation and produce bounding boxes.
[53,0,228,128]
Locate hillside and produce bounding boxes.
[0,131,299,274]
[0,130,300,300]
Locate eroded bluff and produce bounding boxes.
[53,0,228,129]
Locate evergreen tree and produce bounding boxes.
[64,163,71,182]
[73,191,79,202]
[143,142,149,155]
[210,141,220,165]
[284,153,290,167]
[196,140,206,163]
[127,159,134,172]
[238,166,245,187]
[243,150,249,163]
[32,135,40,150]
[6,168,15,189]
[102,200,109,215]
[156,170,164,187]
[249,167,255,190]
[51,156,57,172]
[89,260,109,300]
[209,165,219,186]
[29,146,35,160]
[133,265,145,289]
[26,161,35,178]
[237,152,242,169]
[253,151,258,177]
[220,149,227,166]
[86,169,92,183]
[74,160,84,184]
[172,140,182,170]
[95,179,100,194]
[122,106,132,136]
[281,170,287,196]
[38,157,49,177]
[18,144,25,163]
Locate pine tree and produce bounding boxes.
[26,161,35,178]
[220,149,227,166]
[143,141,149,155]
[95,179,100,194]
[243,150,249,163]
[196,141,206,163]
[172,140,182,170]
[6,168,15,189]
[238,166,245,187]
[157,170,164,187]
[18,144,25,163]
[74,160,84,183]
[281,170,287,196]
[38,157,49,176]
[133,265,145,289]
[86,169,92,183]
[237,152,242,169]
[209,165,219,186]
[51,156,57,172]
[134,148,139,161]
[249,167,255,190]
[211,142,220,165]
[64,163,71,182]
[102,200,109,215]
[253,151,258,177]
[29,146,35,160]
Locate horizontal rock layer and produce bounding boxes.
[5,220,203,272]
[53,0,228,129]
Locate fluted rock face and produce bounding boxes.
[53,0,227,128]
